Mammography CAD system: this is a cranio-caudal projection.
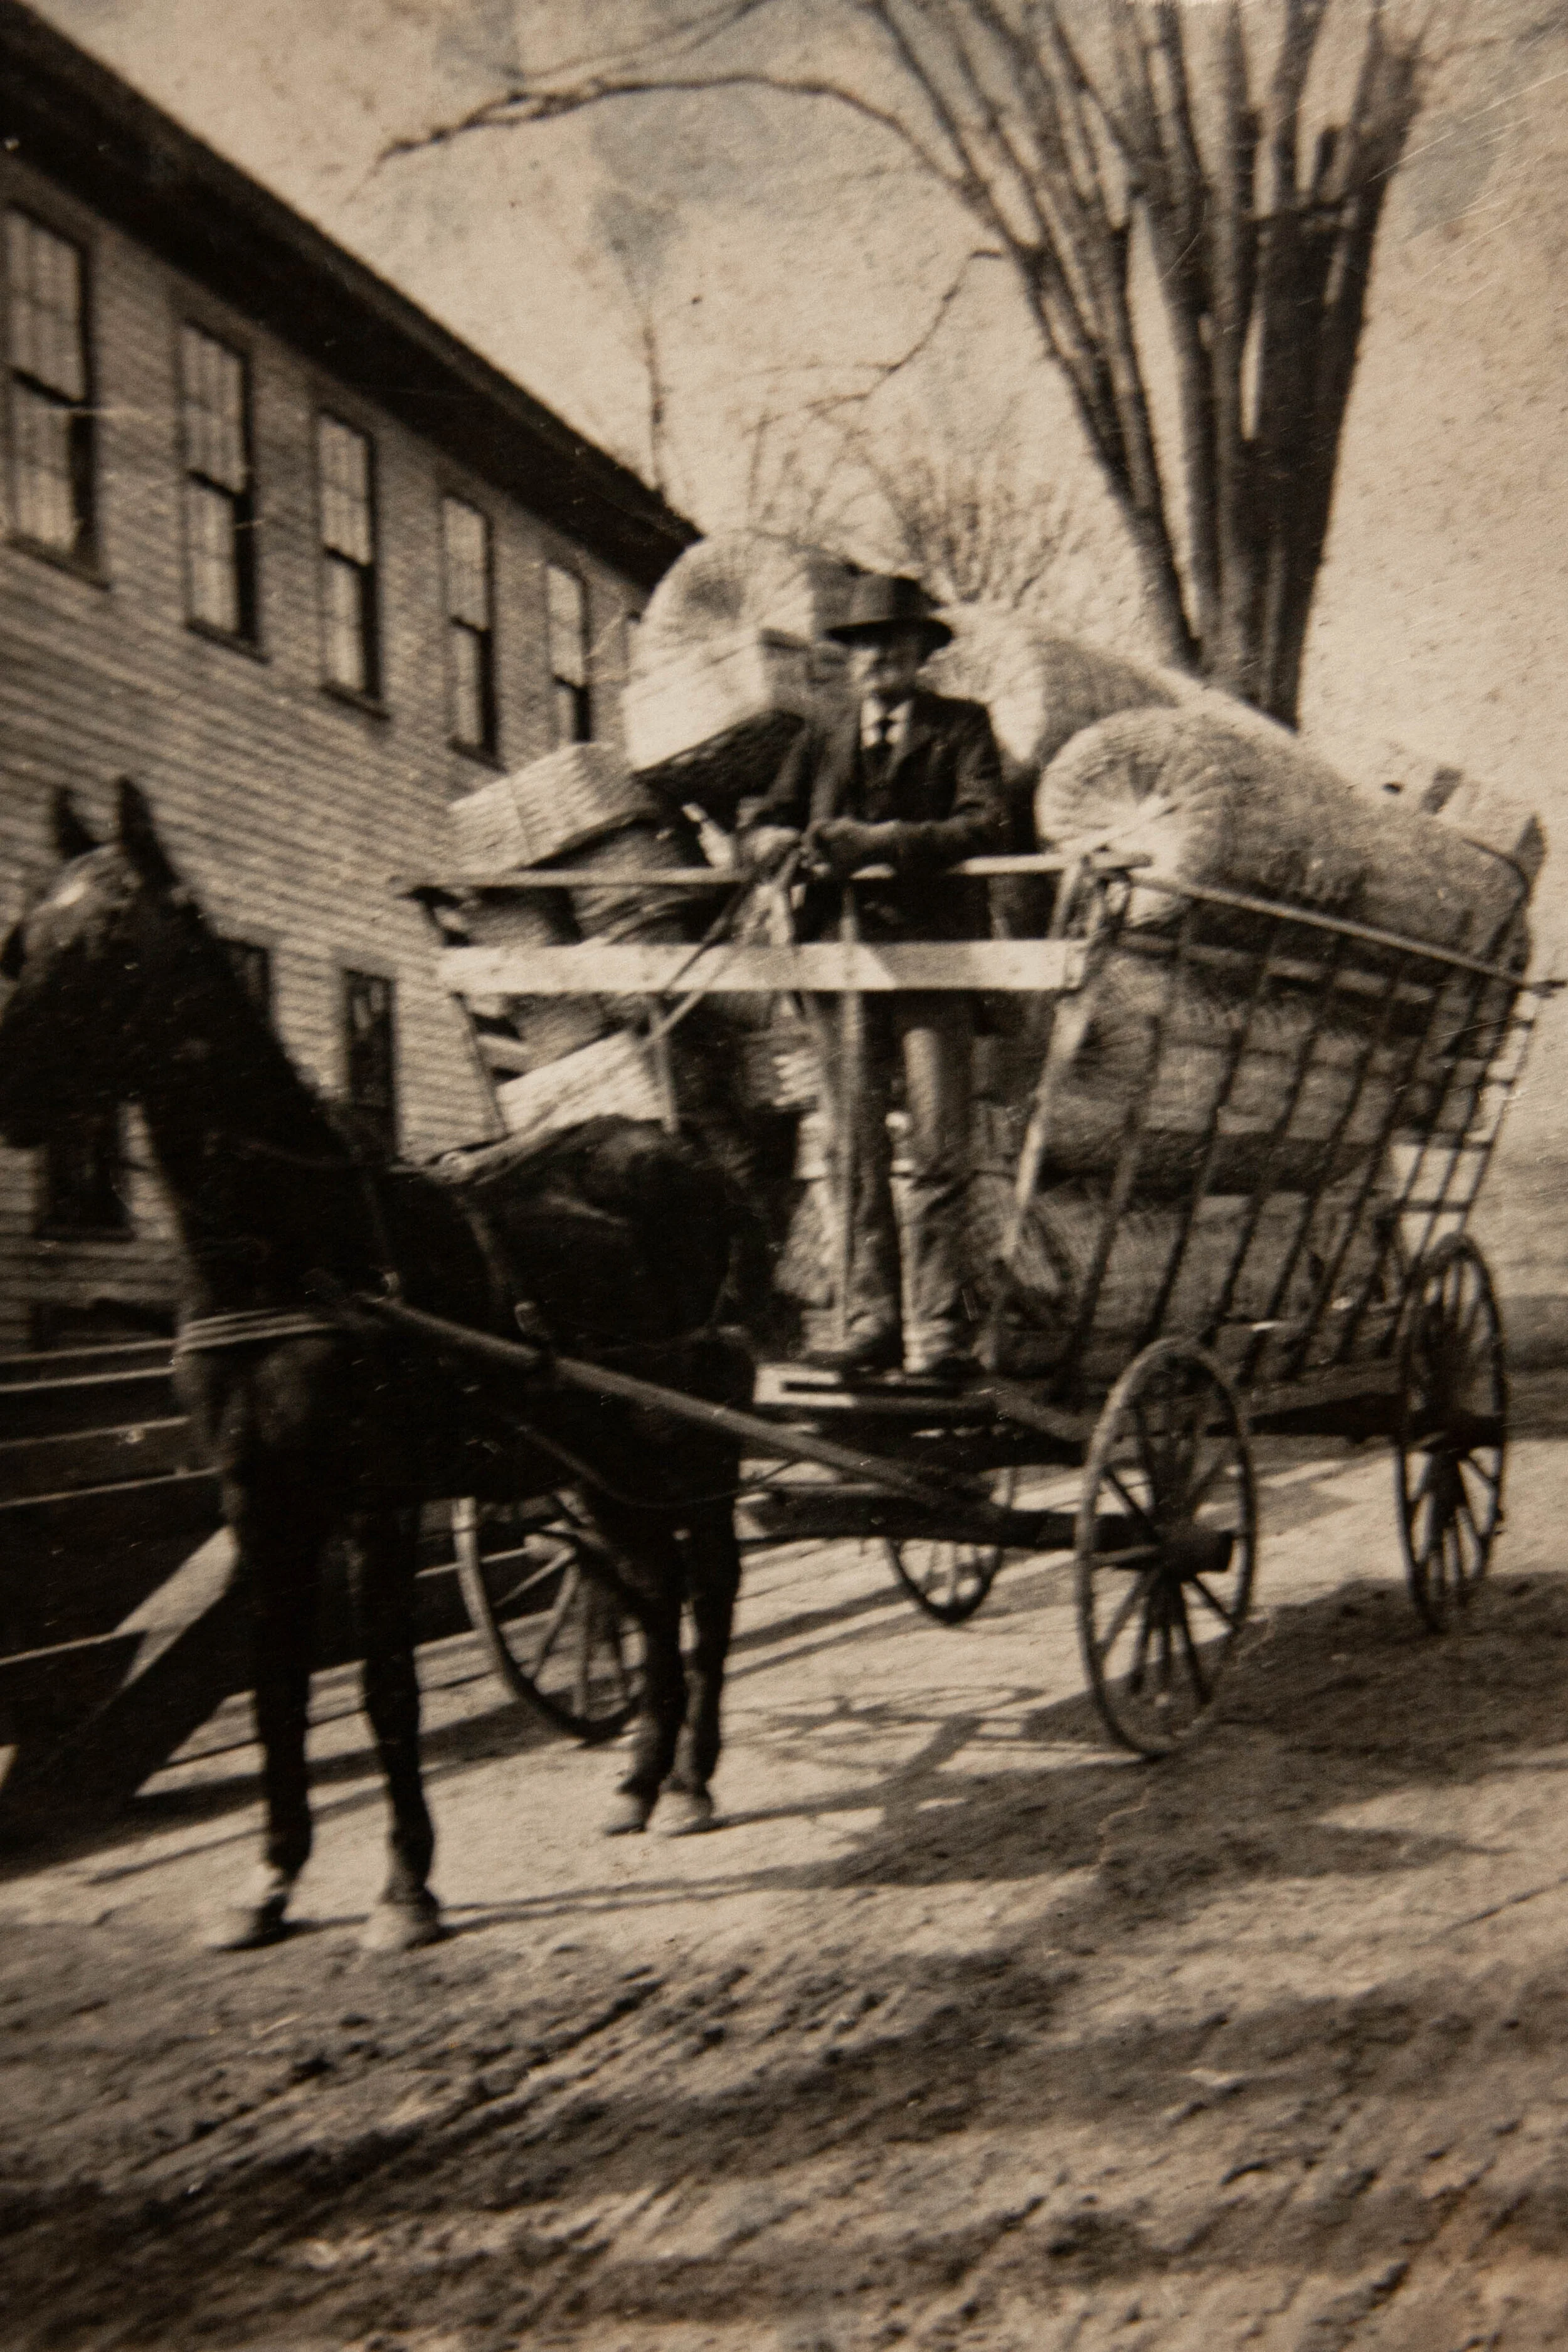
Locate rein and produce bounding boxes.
[174,1309,341,1357]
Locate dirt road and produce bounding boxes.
[6,1398,1568,2350]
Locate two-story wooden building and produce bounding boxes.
[0,0,695,1350]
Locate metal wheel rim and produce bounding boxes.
[1396,1239,1507,1634]
[1075,1340,1258,1757]
[454,1498,644,1742]
[883,1466,1019,1625]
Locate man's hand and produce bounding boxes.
[735,825,802,879]
[806,820,899,881]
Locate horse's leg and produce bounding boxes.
[579,1496,687,1836]
[663,1503,743,1836]
[206,1484,329,1951]
[345,1508,443,1952]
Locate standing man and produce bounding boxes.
[738,575,1007,1385]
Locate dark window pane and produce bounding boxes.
[7,211,92,558]
[180,326,254,638]
[547,565,591,743]
[451,621,493,751]
[8,213,85,399]
[342,969,396,1155]
[224,938,272,1017]
[186,477,241,633]
[318,418,377,693]
[42,1110,127,1232]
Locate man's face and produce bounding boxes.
[849,628,928,705]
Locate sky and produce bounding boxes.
[28,0,1568,1231]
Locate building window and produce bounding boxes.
[547,563,591,743]
[42,1110,127,1234]
[317,416,379,696]
[6,210,93,559]
[181,324,256,639]
[443,496,496,756]
[224,937,272,1017]
[342,969,396,1155]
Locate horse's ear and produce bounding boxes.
[115,779,180,893]
[52,790,98,862]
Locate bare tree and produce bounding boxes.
[393,0,1455,724]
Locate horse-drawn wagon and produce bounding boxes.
[407,822,1547,1761]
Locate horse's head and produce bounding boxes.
[0,780,196,1147]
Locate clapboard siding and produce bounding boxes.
[0,83,678,1348]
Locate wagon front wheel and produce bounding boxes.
[454,1498,645,1743]
[884,1466,1018,1624]
[1076,1341,1257,1757]
[1396,1237,1507,1632]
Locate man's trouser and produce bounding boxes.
[814,992,972,1369]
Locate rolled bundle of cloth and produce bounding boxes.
[1034,705,1534,965]
[988,950,1414,1195]
[965,1176,1394,1384]
[924,608,1179,938]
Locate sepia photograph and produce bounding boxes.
[1,0,1566,2342]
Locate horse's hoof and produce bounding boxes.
[203,1870,293,1951]
[602,1790,655,1836]
[361,1893,445,1954]
[659,1789,716,1837]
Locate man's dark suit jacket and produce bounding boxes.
[743,689,1007,941]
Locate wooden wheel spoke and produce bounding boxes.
[1131,1398,1162,1493]
[1097,1565,1156,1661]
[1184,1443,1237,1517]
[1125,1581,1157,1691]
[530,1569,582,1670]
[1156,1607,1175,1696]
[1174,1586,1210,1706]
[1458,1453,1501,1491]
[1103,1464,1161,1544]
[1189,1572,1237,1631]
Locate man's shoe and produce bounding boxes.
[803,1333,902,1382]
[898,1352,972,1392]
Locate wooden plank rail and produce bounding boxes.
[439,938,1089,997]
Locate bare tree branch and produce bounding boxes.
[381,0,1446,718]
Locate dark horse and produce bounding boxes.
[0,782,751,1951]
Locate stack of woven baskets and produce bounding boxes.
[448,741,702,1142]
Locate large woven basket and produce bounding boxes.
[559,819,704,945]
[457,889,608,1073]
[635,533,857,665]
[450,743,659,872]
[495,1030,669,1142]
[623,628,850,812]
[1036,706,1532,960]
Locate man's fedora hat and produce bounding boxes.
[826,573,953,651]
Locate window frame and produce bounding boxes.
[315,410,383,705]
[4,204,97,571]
[38,1106,129,1239]
[340,965,398,1157]
[546,560,593,745]
[178,319,259,646]
[441,492,498,761]
[223,936,273,1021]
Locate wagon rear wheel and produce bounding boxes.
[1076,1341,1257,1757]
[884,1466,1018,1624]
[453,1498,644,1742]
[1396,1237,1507,1633]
